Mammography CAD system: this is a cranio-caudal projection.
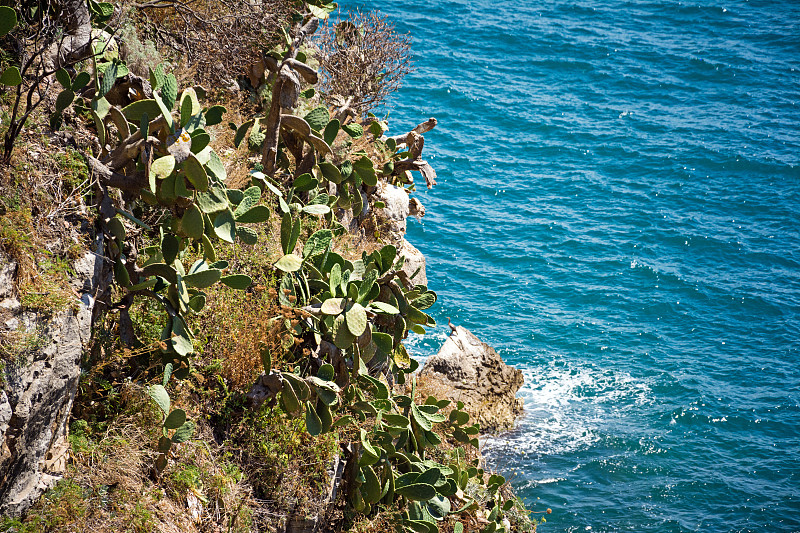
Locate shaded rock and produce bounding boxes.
[0,237,106,516]
[419,326,523,433]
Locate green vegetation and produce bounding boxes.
[0,1,538,531]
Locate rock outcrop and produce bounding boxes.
[0,236,105,516]
[374,182,428,287]
[418,326,523,434]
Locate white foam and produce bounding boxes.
[482,358,654,460]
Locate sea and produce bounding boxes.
[337,1,800,531]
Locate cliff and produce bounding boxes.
[0,2,534,531]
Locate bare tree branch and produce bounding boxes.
[315,11,412,117]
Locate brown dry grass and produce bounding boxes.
[199,284,294,391]
[117,0,294,87]
[0,99,95,326]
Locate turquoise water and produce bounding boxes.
[339,1,800,531]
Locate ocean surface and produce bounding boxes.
[338,1,800,531]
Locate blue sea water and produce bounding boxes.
[339,1,800,531]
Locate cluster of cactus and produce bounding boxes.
[57,59,277,466]
[231,27,425,219]
[271,212,437,350]
[222,25,517,529]
[100,64,266,371]
[244,206,523,531]
[10,4,521,527]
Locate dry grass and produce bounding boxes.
[199,285,291,391]
[6,384,201,533]
[117,0,294,87]
[0,99,95,320]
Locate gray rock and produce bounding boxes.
[375,182,409,241]
[399,239,427,287]
[419,326,523,434]
[0,236,105,516]
[0,252,16,300]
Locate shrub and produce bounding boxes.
[315,10,412,118]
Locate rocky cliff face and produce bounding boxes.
[374,181,427,287]
[0,238,105,515]
[418,326,524,434]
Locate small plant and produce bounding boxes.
[147,374,195,473]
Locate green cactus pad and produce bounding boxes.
[359,430,381,466]
[319,161,343,184]
[305,401,322,436]
[174,175,191,198]
[141,262,178,284]
[182,268,221,288]
[201,234,216,262]
[324,119,340,145]
[181,204,204,240]
[236,226,258,245]
[302,204,331,216]
[0,66,21,86]
[71,72,91,92]
[183,153,209,192]
[303,106,330,132]
[346,302,368,337]
[317,398,333,433]
[55,89,74,113]
[122,99,161,123]
[171,421,194,443]
[203,105,226,126]
[164,409,187,429]
[188,294,206,313]
[161,73,178,110]
[361,465,381,504]
[220,274,252,290]
[212,209,236,243]
[56,69,71,89]
[372,332,394,355]
[350,156,375,186]
[179,87,201,126]
[342,123,364,138]
[275,254,303,272]
[0,6,18,38]
[396,483,437,501]
[368,301,400,315]
[280,379,301,415]
[189,131,210,153]
[147,385,170,415]
[412,292,437,310]
[196,186,228,213]
[332,314,355,349]
[321,297,346,315]
[170,316,193,356]
[411,404,433,431]
[293,173,318,191]
[205,151,227,180]
[236,205,270,224]
[303,229,333,259]
[426,495,451,519]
